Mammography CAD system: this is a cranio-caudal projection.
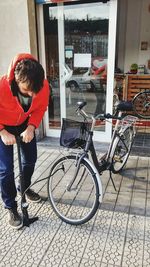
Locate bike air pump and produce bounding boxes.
[16,136,38,227]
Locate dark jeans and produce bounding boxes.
[0,125,37,209]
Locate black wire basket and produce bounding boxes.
[60,118,89,149]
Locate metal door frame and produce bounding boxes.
[36,0,118,142]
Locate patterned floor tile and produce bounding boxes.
[80,258,100,267]
[0,147,149,267]
[122,250,143,267]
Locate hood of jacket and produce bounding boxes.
[7,53,37,84]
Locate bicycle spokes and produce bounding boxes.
[133,91,150,119]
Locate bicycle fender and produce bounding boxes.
[109,135,119,161]
[83,157,103,203]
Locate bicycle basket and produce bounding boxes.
[60,118,89,149]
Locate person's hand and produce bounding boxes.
[20,125,35,143]
[0,129,16,145]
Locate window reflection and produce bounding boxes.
[64,3,109,128]
[44,2,109,131]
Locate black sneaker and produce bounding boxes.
[8,208,23,229]
[26,189,41,203]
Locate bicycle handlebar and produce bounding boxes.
[96,113,122,120]
[76,101,122,121]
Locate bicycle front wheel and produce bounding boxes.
[47,155,100,225]
[133,91,150,119]
[110,126,134,173]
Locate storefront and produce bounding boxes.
[36,0,118,142]
[0,0,149,142]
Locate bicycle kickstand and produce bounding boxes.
[109,170,117,192]
[16,136,38,227]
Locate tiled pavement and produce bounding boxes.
[0,143,150,267]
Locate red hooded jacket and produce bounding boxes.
[0,53,50,131]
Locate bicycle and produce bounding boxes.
[47,101,137,225]
[132,89,150,119]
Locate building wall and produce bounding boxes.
[0,0,37,76]
[117,0,142,73]
[0,0,44,139]
[124,0,142,72]
[117,0,150,73]
[138,0,150,72]
[116,0,127,72]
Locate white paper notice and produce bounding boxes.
[74,53,91,68]
[65,50,73,59]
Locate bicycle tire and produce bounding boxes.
[132,91,150,119]
[47,155,100,225]
[110,126,134,173]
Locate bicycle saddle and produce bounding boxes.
[116,101,133,111]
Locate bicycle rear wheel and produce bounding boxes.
[133,91,150,119]
[47,155,100,225]
[110,126,134,173]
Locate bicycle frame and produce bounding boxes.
[79,109,123,171]
[71,103,137,192]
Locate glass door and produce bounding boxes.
[64,1,108,129]
[43,0,117,141]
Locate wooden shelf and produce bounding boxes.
[123,74,150,100]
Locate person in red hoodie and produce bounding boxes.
[0,53,50,229]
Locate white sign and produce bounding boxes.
[65,50,73,59]
[74,53,91,68]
